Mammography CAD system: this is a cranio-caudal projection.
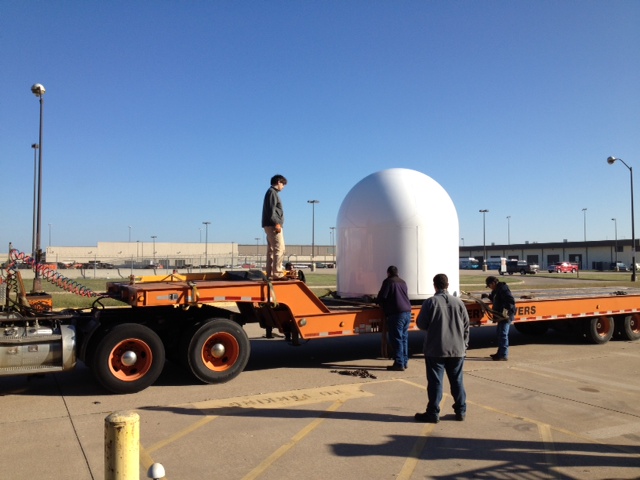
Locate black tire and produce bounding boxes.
[571,269,577,273]
[614,314,640,341]
[520,269,526,275]
[185,318,250,384]
[584,316,614,344]
[92,324,165,394]
[514,322,548,336]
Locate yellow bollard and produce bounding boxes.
[105,411,140,480]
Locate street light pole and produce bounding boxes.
[255,237,260,264]
[151,236,157,265]
[307,200,319,268]
[330,226,336,265]
[31,143,39,259]
[48,223,52,247]
[203,221,211,267]
[31,83,45,293]
[479,209,489,271]
[612,218,618,264]
[582,208,588,270]
[506,216,511,245]
[128,225,132,243]
[607,156,636,281]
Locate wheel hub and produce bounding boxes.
[210,343,226,359]
[121,350,138,366]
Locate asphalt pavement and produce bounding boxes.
[1,317,639,479]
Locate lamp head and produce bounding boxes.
[31,83,45,97]
[607,156,617,165]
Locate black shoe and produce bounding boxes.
[491,355,508,361]
[415,412,439,423]
[455,413,466,421]
[386,364,405,371]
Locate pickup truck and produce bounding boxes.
[548,262,579,273]
[501,260,539,275]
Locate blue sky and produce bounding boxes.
[2,1,639,254]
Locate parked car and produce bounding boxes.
[548,262,578,273]
[610,262,630,271]
[501,260,538,275]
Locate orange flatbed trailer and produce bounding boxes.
[3,269,639,394]
[106,274,640,346]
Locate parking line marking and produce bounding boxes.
[241,399,345,480]
[397,415,438,480]
[146,415,219,454]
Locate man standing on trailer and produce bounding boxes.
[485,275,516,361]
[262,174,287,280]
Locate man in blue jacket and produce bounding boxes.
[377,266,412,371]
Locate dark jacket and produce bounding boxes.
[262,186,284,227]
[377,275,411,315]
[489,281,516,318]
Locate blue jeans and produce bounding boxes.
[387,311,411,367]
[425,356,466,417]
[497,318,511,358]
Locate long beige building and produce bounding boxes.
[5,238,630,271]
[34,242,336,268]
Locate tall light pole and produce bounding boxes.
[203,221,211,266]
[31,83,45,293]
[479,209,489,271]
[612,218,618,264]
[330,226,336,265]
[48,223,52,247]
[31,143,39,259]
[151,236,157,265]
[506,216,511,245]
[582,208,588,270]
[307,200,319,267]
[608,156,636,281]
[128,225,132,243]
[255,237,260,264]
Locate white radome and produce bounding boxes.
[336,168,460,299]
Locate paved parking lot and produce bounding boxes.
[1,321,639,479]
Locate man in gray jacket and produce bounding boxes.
[415,273,469,423]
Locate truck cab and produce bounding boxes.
[501,259,539,275]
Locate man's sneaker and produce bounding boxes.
[414,412,439,423]
[455,413,466,421]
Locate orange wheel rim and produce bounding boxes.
[109,338,153,381]
[201,332,240,371]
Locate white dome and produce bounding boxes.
[336,168,459,299]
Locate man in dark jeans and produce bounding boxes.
[485,275,516,361]
[377,266,412,371]
[415,273,469,423]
